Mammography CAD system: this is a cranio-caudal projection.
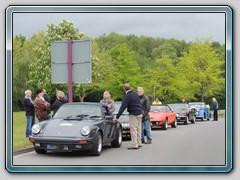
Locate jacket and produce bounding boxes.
[34,96,50,120]
[213,101,218,110]
[23,97,35,116]
[51,99,67,116]
[116,90,143,119]
[139,94,150,121]
[100,99,115,115]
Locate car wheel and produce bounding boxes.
[111,127,122,148]
[34,148,46,154]
[191,116,196,124]
[171,117,177,128]
[162,119,168,130]
[184,116,189,125]
[91,132,102,156]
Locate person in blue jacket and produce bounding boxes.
[212,98,219,121]
[23,90,35,137]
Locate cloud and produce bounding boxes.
[13,12,225,44]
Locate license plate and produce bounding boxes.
[46,144,68,151]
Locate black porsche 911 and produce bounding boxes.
[29,102,122,156]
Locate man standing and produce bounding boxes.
[212,98,219,121]
[113,83,143,150]
[137,87,152,144]
[43,89,51,119]
[23,90,35,137]
[34,88,50,122]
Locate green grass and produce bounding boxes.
[13,112,33,151]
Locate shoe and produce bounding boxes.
[138,145,142,148]
[127,147,138,150]
[145,141,152,144]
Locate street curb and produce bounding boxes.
[13,147,34,156]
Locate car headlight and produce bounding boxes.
[32,124,41,134]
[81,126,91,136]
[122,123,130,128]
[176,114,179,117]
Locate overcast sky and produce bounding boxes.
[13,13,225,44]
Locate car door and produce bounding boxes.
[102,115,116,144]
[166,106,175,124]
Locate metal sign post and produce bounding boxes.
[51,40,91,103]
[68,40,73,103]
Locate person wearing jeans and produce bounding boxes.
[23,90,35,137]
[137,87,152,144]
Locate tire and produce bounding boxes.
[191,116,196,124]
[91,132,102,156]
[34,148,47,154]
[184,116,189,125]
[171,117,177,128]
[162,119,168,130]
[111,127,122,148]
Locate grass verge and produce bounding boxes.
[13,112,33,151]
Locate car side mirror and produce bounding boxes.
[105,115,114,120]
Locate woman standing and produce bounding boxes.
[100,91,115,115]
[51,90,67,116]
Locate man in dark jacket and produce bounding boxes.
[23,90,35,137]
[113,83,143,150]
[212,97,219,121]
[137,87,152,144]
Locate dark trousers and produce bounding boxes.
[213,109,218,120]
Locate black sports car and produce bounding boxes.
[168,103,196,124]
[113,102,131,137]
[29,102,122,156]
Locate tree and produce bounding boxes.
[107,44,142,99]
[177,39,225,102]
[27,20,86,100]
[143,55,179,103]
[26,20,115,102]
[13,33,45,111]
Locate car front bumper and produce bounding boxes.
[29,136,95,152]
[151,120,164,127]
[122,128,131,136]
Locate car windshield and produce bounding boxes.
[189,104,204,108]
[113,103,128,115]
[169,104,188,112]
[54,104,102,119]
[150,106,167,112]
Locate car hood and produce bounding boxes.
[41,119,97,138]
[149,112,165,121]
[173,110,188,115]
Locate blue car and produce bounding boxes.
[188,102,211,121]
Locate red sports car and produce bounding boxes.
[149,104,177,130]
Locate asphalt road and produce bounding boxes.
[13,117,225,166]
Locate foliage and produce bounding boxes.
[177,39,225,102]
[13,20,226,110]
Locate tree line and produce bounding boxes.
[13,20,225,111]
